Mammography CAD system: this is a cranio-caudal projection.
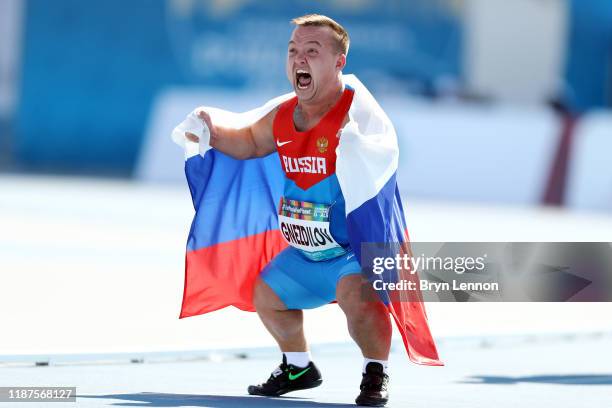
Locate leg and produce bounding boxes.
[337,273,391,407]
[253,277,308,352]
[248,257,327,397]
[336,274,392,360]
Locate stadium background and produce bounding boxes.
[1,0,611,211]
[1,0,612,389]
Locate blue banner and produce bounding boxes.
[16,0,462,174]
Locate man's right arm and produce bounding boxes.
[185,107,278,160]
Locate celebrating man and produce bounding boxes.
[173,14,442,407]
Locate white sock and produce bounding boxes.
[284,351,311,368]
[363,358,389,374]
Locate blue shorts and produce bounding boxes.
[261,247,362,310]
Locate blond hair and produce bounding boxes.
[291,14,350,55]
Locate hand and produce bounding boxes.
[185,132,199,143]
[184,110,213,143]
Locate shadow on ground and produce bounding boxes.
[461,374,612,385]
[78,393,355,407]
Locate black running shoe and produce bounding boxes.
[355,362,389,407]
[247,355,322,397]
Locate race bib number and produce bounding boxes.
[278,198,347,261]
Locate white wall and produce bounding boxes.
[566,112,612,212]
[138,89,560,206]
[386,98,559,204]
[464,0,567,104]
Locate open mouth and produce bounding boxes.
[296,69,312,89]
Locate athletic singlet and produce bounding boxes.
[273,86,354,261]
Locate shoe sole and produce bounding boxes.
[248,378,323,397]
[355,395,388,407]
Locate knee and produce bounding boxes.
[339,290,390,333]
[346,299,387,324]
[337,275,386,319]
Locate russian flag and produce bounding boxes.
[172,75,442,366]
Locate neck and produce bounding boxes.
[297,75,344,120]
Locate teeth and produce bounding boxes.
[297,69,309,74]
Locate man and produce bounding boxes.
[175,14,441,407]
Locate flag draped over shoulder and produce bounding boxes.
[336,77,442,366]
[172,74,442,366]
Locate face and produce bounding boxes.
[286,25,346,102]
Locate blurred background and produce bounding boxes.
[1,0,611,210]
[1,0,612,376]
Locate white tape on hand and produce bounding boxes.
[198,115,211,157]
[171,107,212,158]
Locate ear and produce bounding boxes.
[336,53,346,71]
